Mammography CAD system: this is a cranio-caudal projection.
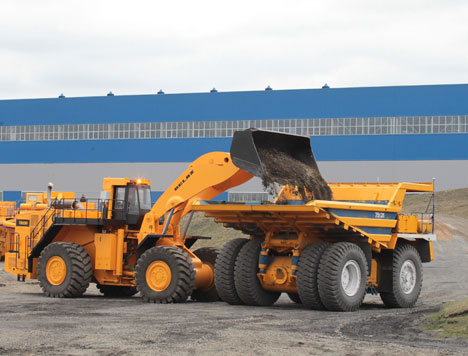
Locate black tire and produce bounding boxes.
[37,242,92,298]
[135,246,195,303]
[234,238,280,306]
[214,238,249,305]
[287,292,302,304]
[318,242,368,312]
[191,247,220,302]
[297,242,330,310]
[380,244,423,308]
[97,284,138,297]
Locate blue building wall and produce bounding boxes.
[1,84,468,196]
[1,84,468,126]
[2,191,22,204]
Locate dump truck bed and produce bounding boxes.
[192,182,435,251]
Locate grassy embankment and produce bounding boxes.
[402,187,468,218]
[421,299,468,338]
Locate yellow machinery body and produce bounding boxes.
[193,182,436,297]
[2,128,436,309]
[4,152,251,301]
[0,201,16,260]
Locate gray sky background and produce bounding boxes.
[1,0,467,100]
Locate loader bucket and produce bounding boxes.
[230,128,332,201]
[230,128,319,177]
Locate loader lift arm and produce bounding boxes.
[137,152,252,246]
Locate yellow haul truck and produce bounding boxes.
[193,129,436,311]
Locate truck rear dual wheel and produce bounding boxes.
[38,242,92,298]
[214,238,249,305]
[234,238,281,306]
[97,284,138,297]
[317,242,368,312]
[297,242,331,310]
[135,246,196,303]
[380,244,422,308]
[191,247,220,302]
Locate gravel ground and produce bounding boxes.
[0,215,467,356]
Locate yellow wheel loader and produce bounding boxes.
[0,202,16,260]
[4,152,251,302]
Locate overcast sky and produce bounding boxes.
[0,0,467,100]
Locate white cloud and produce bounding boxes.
[0,0,467,99]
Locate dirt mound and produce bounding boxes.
[434,221,455,241]
[257,147,332,201]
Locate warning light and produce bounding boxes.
[137,179,142,184]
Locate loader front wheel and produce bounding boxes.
[97,284,138,297]
[135,246,195,303]
[380,244,422,308]
[38,242,92,298]
[317,242,367,312]
[297,242,330,310]
[214,238,249,305]
[234,238,280,306]
[191,247,220,302]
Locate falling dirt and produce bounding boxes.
[257,147,333,201]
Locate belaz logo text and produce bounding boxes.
[174,170,194,191]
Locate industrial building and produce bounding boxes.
[1,83,467,203]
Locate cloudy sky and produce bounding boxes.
[0,0,467,99]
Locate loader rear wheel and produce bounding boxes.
[234,238,280,306]
[135,246,195,303]
[191,247,220,302]
[297,242,330,310]
[287,293,302,304]
[380,244,422,308]
[214,238,249,305]
[38,242,92,298]
[97,284,138,297]
[317,242,367,312]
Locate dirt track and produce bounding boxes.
[0,215,467,356]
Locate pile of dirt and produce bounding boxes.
[257,147,332,201]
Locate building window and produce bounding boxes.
[228,192,271,202]
[0,115,467,142]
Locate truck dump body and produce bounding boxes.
[193,182,434,251]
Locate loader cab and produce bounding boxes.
[103,178,152,228]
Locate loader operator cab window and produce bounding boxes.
[112,183,152,227]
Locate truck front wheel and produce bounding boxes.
[380,244,422,308]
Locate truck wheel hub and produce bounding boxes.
[400,260,416,294]
[341,260,361,297]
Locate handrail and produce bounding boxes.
[30,204,57,245]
